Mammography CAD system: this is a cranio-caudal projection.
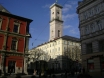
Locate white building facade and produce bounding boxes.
[28,36,81,71]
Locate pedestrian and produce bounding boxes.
[52,74,56,78]
[17,67,20,74]
[82,67,85,74]
[33,69,37,76]
[79,67,81,74]
[15,75,21,78]
[77,73,92,78]
[31,75,36,78]
[0,69,2,76]
[1,76,7,78]
[65,70,67,78]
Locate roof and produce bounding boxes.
[52,35,80,42]
[50,3,63,9]
[0,5,32,23]
[0,11,33,23]
[61,35,80,42]
[0,5,10,13]
[34,35,80,48]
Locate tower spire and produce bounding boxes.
[56,0,58,3]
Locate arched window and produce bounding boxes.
[58,30,60,37]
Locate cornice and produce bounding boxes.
[80,29,104,41]
[49,19,63,23]
[77,0,94,13]
[79,11,104,27]
[0,50,24,56]
[0,30,26,37]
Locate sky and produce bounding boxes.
[0,0,82,50]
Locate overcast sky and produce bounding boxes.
[0,0,82,49]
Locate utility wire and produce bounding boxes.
[31,0,76,47]
[32,23,49,46]
[62,0,69,6]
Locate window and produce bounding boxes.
[58,30,60,37]
[84,12,87,19]
[58,41,60,44]
[99,40,104,52]
[50,50,51,52]
[0,18,2,29]
[100,57,104,71]
[87,59,94,72]
[95,5,100,14]
[56,48,57,52]
[57,12,59,14]
[55,42,57,45]
[11,38,18,50]
[85,26,89,34]
[90,23,95,33]
[90,8,94,16]
[86,43,93,54]
[58,47,60,51]
[97,20,102,30]
[72,42,73,45]
[88,9,91,17]
[13,23,19,33]
[53,43,54,46]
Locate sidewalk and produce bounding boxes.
[0,74,32,78]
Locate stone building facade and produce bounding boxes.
[0,5,32,74]
[77,0,104,76]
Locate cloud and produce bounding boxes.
[63,25,72,29]
[42,4,51,8]
[69,28,79,35]
[70,1,77,5]
[63,4,72,13]
[63,13,77,21]
[30,28,37,33]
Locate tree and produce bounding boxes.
[64,45,81,72]
[27,48,50,71]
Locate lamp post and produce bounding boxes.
[54,59,59,73]
[2,53,6,75]
[39,60,41,78]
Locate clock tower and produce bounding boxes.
[49,3,63,41]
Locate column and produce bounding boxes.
[24,55,28,74]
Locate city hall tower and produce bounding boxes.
[49,3,63,41]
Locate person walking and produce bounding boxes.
[82,67,85,74]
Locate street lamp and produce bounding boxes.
[54,59,59,72]
[39,60,41,78]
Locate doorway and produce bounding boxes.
[8,61,16,73]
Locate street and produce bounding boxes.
[0,74,104,78]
